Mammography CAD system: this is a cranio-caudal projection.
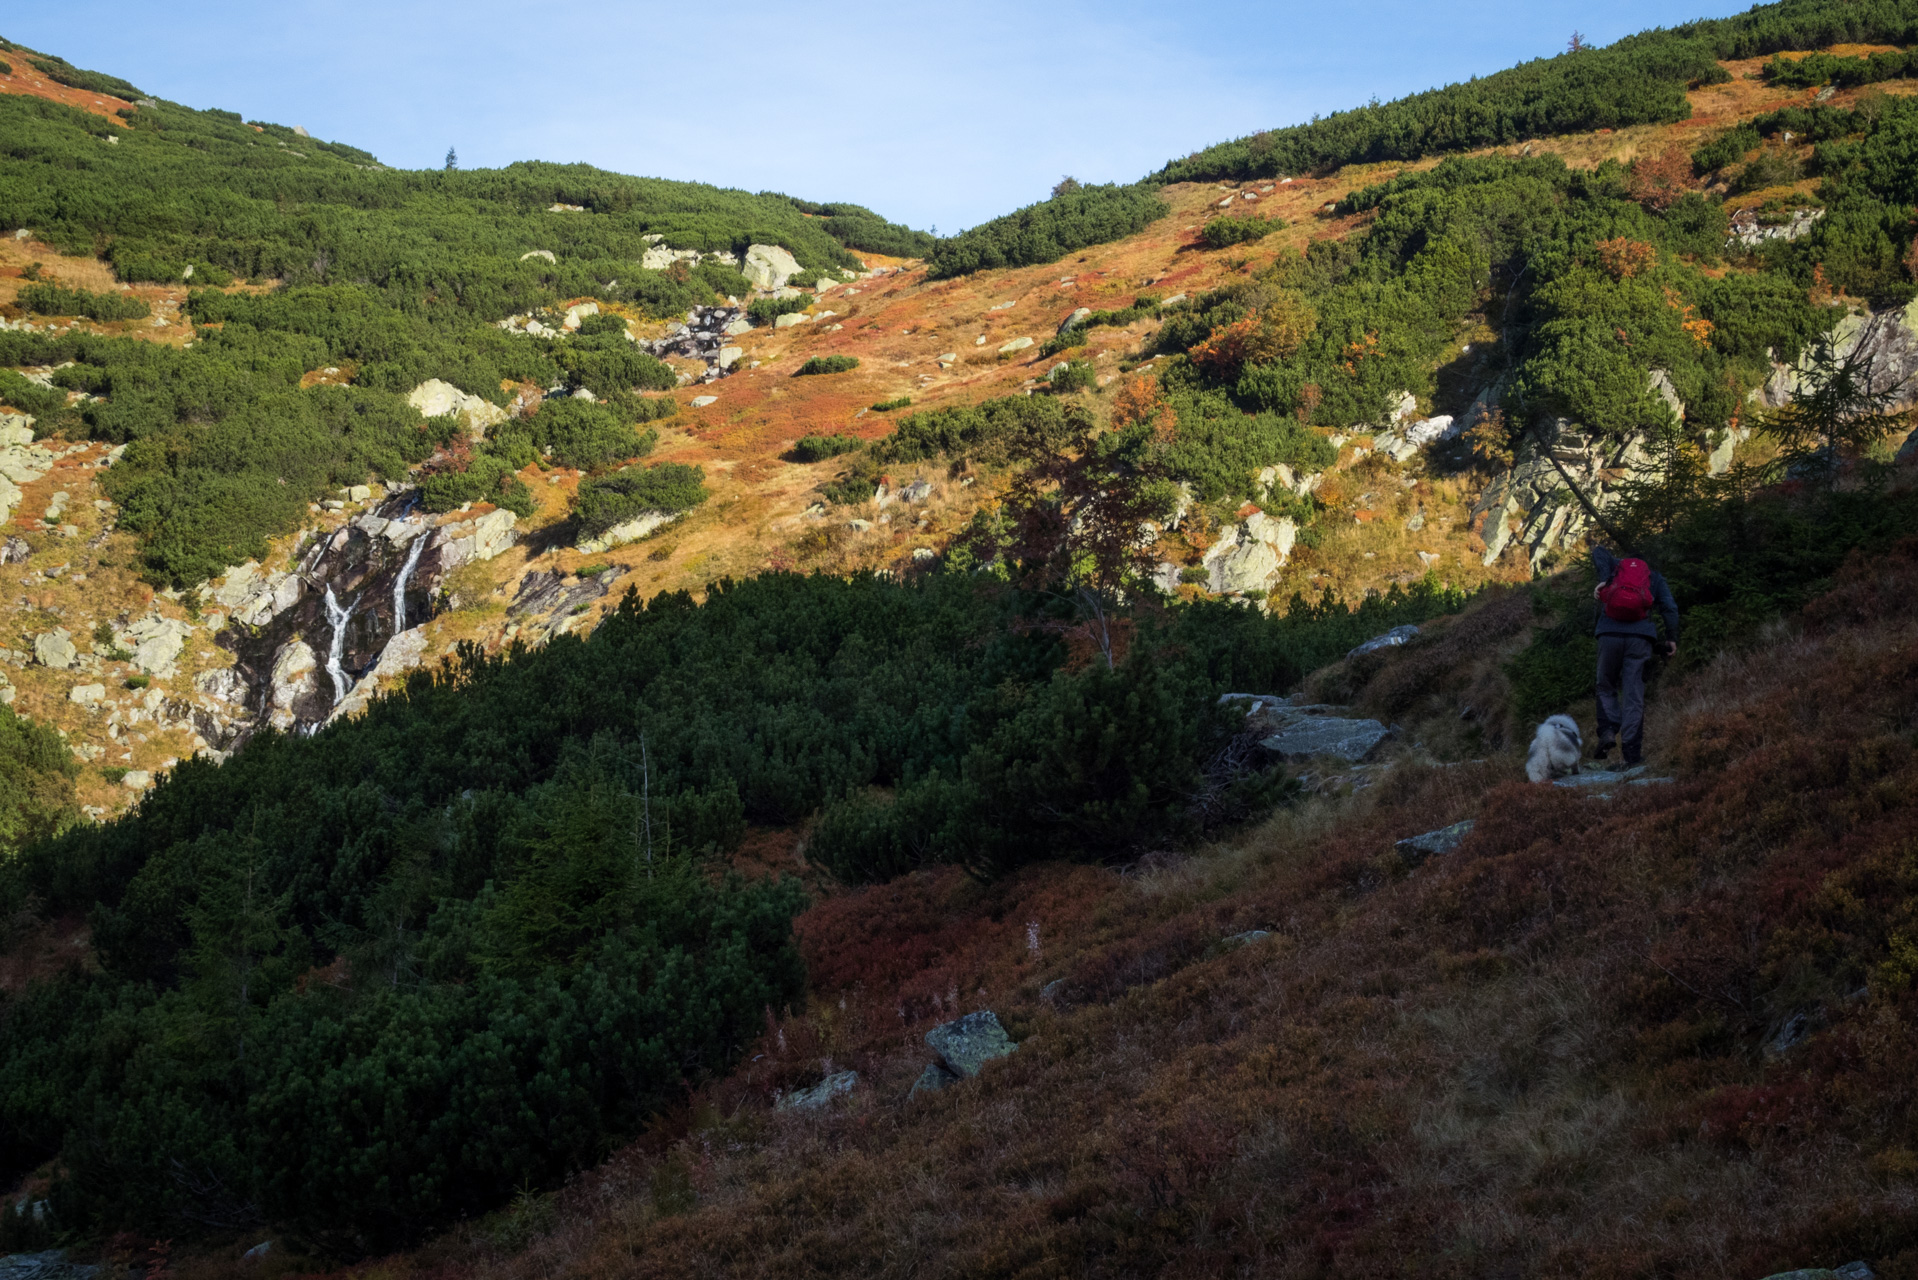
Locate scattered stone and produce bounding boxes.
[33,628,77,669]
[406,379,508,437]
[990,300,1016,311]
[773,312,811,329]
[690,395,718,408]
[723,318,753,336]
[1348,624,1419,659]
[848,519,873,533]
[121,769,152,790]
[69,683,106,706]
[716,346,743,370]
[1395,820,1475,863]
[925,1010,1017,1079]
[1058,306,1092,334]
[1160,293,1187,307]
[112,615,190,677]
[777,1070,858,1111]
[998,336,1034,354]
[1222,929,1271,948]
[1,535,28,563]
[911,547,936,563]
[242,1242,273,1263]
[519,250,556,263]
[899,479,933,503]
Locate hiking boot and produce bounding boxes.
[1591,741,1612,762]
[1621,751,1642,768]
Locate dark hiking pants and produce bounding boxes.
[1595,635,1653,763]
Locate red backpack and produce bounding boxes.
[1601,558,1654,623]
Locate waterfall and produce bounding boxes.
[323,586,355,705]
[392,530,426,633]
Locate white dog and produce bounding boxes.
[1525,714,1583,783]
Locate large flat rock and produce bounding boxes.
[1260,716,1391,763]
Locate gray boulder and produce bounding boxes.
[925,1010,1016,1079]
[1222,929,1271,949]
[33,628,76,669]
[1,535,29,564]
[1058,306,1092,335]
[742,244,802,290]
[1395,819,1474,863]
[777,1069,858,1111]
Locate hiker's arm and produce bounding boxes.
[1654,573,1680,651]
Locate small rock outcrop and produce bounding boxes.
[267,640,321,731]
[1223,693,1392,764]
[405,380,509,437]
[647,305,749,382]
[911,1011,1017,1097]
[1396,819,1475,864]
[33,628,77,669]
[777,1070,858,1111]
[1204,511,1296,596]
[741,244,802,290]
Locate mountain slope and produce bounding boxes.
[5,8,1918,1274]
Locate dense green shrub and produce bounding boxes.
[1693,122,1762,173]
[747,293,813,325]
[795,355,859,376]
[573,462,709,534]
[1048,359,1097,392]
[1764,46,1917,89]
[926,184,1169,278]
[528,397,659,471]
[24,54,141,98]
[871,395,912,411]
[770,196,936,258]
[0,368,67,419]
[17,283,149,321]
[0,705,78,860]
[1199,217,1280,249]
[1156,1,1918,186]
[792,433,863,462]
[873,395,1074,466]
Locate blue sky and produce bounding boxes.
[10,0,1750,232]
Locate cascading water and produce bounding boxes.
[391,530,426,632]
[322,586,356,705]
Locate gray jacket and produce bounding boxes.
[1592,548,1679,643]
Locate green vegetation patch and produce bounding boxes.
[926,184,1169,279]
[573,462,709,535]
[747,293,814,326]
[18,283,149,321]
[793,433,863,462]
[1199,217,1282,250]
[795,355,859,376]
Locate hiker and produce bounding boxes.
[1591,547,1679,767]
